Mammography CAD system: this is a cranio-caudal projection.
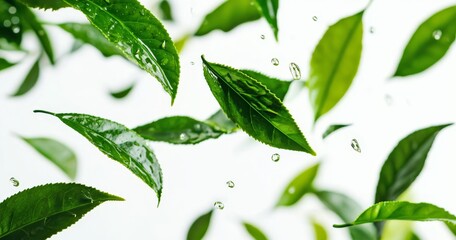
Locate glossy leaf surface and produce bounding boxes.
[187,210,213,240]
[394,5,456,77]
[322,124,351,139]
[276,163,320,207]
[243,222,268,240]
[375,124,452,203]
[334,201,456,228]
[11,56,40,97]
[308,11,364,122]
[0,183,123,240]
[20,136,77,180]
[63,0,180,102]
[202,56,315,154]
[255,0,279,40]
[34,110,163,202]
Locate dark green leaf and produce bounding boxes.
[375,124,452,203]
[0,183,123,239]
[158,0,173,21]
[240,69,291,101]
[195,0,261,36]
[0,0,24,46]
[202,56,315,154]
[14,0,68,10]
[381,220,418,240]
[254,0,279,40]
[62,0,180,102]
[308,11,364,122]
[394,5,456,77]
[11,56,40,97]
[187,209,213,240]
[276,163,320,207]
[314,190,376,240]
[322,124,351,139]
[58,23,125,58]
[311,219,328,240]
[243,222,268,240]
[20,136,77,180]
[0,57,15,72]
[334,201,456,228]
[34,110,163,203]
[110,82,135,99]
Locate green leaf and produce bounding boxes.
[446,222,456,236]
[311,219,328,240]
[202,56,315,154]
[20,136,77,180]
[375,124,452,203]
[381,220,417,240]
[240,69,291,101]
[187,209,213,240]
[0,0,24,46]
[0,183,123,239]
[62,0,180,102]
[195,0,261,36]
[11,55,40,97]
[14,0,69,10]
[13,1,55,64]
[243,222,268,240]
[394,5,456,77]
[334,201,456,228]
[254,0,279,40]
[158,0,173,21]
[110,82,135,99]
[0,57,15,72]
[314,190,376,240]
[276,163,320,207]
[58,23,125,58]
[34,110,163,203]
[308,11,364,122]
[174,34,190,53]
[322,124,351,139]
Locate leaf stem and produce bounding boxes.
[33,110,56,116]
[333,223,353,228]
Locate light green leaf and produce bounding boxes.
[202,56,315,154]
[0,183,123,239]
[276,163,320,207]
[381,220,417,240]
[314,190,376,240]
[243,222,268,240]
[62,0,180,102]
[0,0,24,46]
[0,57,15,72]
[308,11,364,122]
[14,0,68,10]
[375,124,452,203]
[58,23,125,57]
[158,0,173,21]
[110,81,136,99]
[394,5,456,77]
[11,56,40,97]
[187,209,213,240]
[311,219,328,240]
[174,34,190,53]
[322,124,351,139]
[334,201,456,228]
[34,110,163,203]
[20,136,77,180]
[446,222,456,236]
[254,0,279,40]
[195,0,261,36]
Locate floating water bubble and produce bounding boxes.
[10,177,19,187]
[312,16,318,21]
[214,201,224,210]
[179,133,189,141]
[433,30,442,40]
[369,27,375,34]
[351,139,361,153]
[190,61,195,65]
[384,94,393,106]
[271,153,280,162]
[226,180,235,188]
[260,34,265,40]
[289,62,301,80]
[271,58,279,66]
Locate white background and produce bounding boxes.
[1,0,456,239]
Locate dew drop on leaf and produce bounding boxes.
[3,20,11,27]
[312,16,318,21]
[288,187,295,194]
[140,9,145,16]
[433,30,442,40]
[214,201,224,210]
[260,34,265,40]
[11,16,19,24]
[179,133,189,141]
[271,58,279,66]
[226,180,235,188]
[12,26,20,34]
[10,177,19,187]
[271,153,280,162]
[289,62,301,80]
[161,41,166,49]
[351,139,361,153]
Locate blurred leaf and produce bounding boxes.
[254,0,279,40]
[58,23,124,57]
[308,11,364,122]
[206,110,238,133]
[187,209,213,240]
[20,136,77,180]
[314,190,376,240]
[174,34,190,53]
[0,57,15,71]
[381,220,418,240]
[0,0,24,46]
[62,0,180,103]
[158,0,173,21]
[70,40,84,53]
[14,0,68,10]
[394,5,456,77]
[34,110,163,203]
[110,82,135,99]
[446,222,456,236]
[202,56,315,154]
[311,219,328,240]
[276,163,320,207]
[375,124,452,203]
[0,183,123,239]
[195,0,261,36]
[243,222,268,240]
[11,55,40,97]
[334,201,456,228]
[322,124,351,139]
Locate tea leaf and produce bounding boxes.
[322,124,351,139]
[311,219,328,240]
[243,222,268,240]
[254,0,279,40]
[110,81,135,99]
[0,57,15,72]
[187,209,213,240]
[11,56,40,97]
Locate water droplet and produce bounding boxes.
[140,9,145,16]
[289,62,301,80]
[433,30,442,40]
[214,201,224,210]
[312,16,318,21]
[271,58,279,66]
[369,27,375,34]
[10,177,19,187]
[351,139,361,153]
[271,153,280,162]
[384,94,393,105]
[179,133,189,141]
[226,180,235,188]
[71,213,77,217]
[161,41,166,49]
[193,124,202,132]
[8,6,17,14]
[260,34,265,40]
[288,187,295,194]
[11,16,20,25]
[190,61,195,65]
[3,20,11,28]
